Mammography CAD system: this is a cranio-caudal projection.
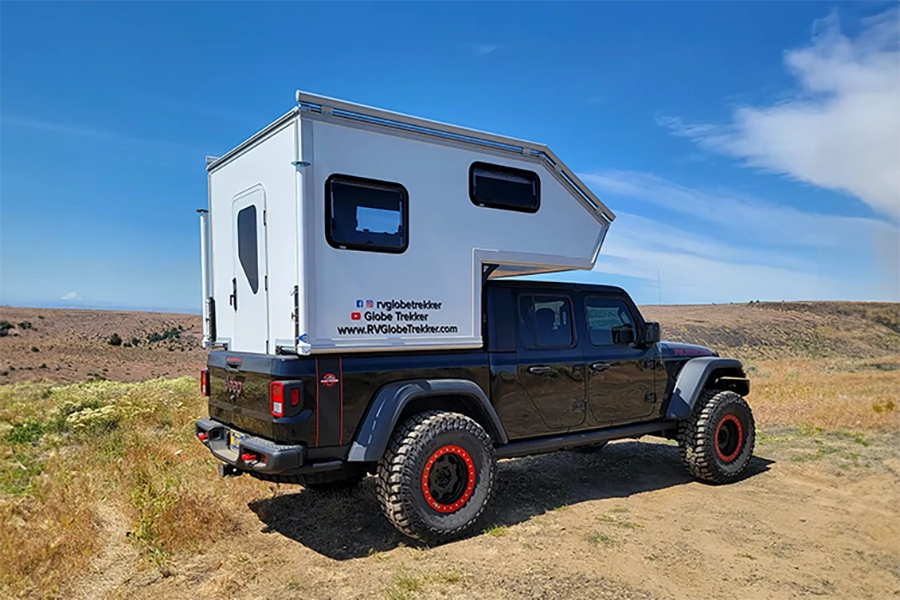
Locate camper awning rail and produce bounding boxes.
[293,91,614,224]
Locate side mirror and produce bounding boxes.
[643,322,661,345]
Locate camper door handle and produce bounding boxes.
[527,366,552,375]
[590,362,611,373]
[229,278,237,311]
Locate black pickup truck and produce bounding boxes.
[196,280,754,543]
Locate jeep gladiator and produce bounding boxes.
[196,280,754,543]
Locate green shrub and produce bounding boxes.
[108,333,122,346]
[0,320,14,336]
[147,328,181,343]
[6,420,45,445]
[66,404,119,434]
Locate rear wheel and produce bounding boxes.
[376,411,496,544]
[677,390,755,484]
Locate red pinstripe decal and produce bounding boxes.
[315,358,320,447]
[339,358,344,444]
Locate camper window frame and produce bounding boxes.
[469,162,541,214]
[325,174,409,254]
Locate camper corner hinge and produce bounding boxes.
[263,210,267,226]
[264,275,268,291]
[291,160,311,168]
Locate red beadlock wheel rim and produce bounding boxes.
[715,414,744,462]
[421,445,476,514]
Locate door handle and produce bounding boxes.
[527,365,552,375]
[590,362,610,373]
[229,278,237,311]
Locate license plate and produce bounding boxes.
[229,431,245,453]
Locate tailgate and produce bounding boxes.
[207,351,316,443]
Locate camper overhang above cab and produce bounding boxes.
[200,91,615,355]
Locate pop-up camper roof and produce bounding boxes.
[201,92,615,354]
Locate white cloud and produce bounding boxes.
[583,170,900,303]
[660,8,900,221]
[3,116,201,155]
[61,291,83,301]
[464,43,502,57]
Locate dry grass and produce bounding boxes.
[748,358,900,431]
[0,378,261,599]
[1,352,898,598]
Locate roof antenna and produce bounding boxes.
[657,270,662,305]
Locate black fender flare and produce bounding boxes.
[346,379,508,462]
[666,357,749,419]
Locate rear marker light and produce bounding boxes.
[200,369,210,396]
[197,432,209,441]
[291,389,300,406]
[270,382,285,417]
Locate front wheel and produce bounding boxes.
[376,411,496,544]
[677,390,755,484]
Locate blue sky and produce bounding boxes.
[1,2,898,311]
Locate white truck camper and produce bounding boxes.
[199,92,615,356]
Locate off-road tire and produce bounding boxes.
[677,390,755,484]
[376,410,496,544]
[249,465,366,491]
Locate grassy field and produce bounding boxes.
[2,359,897,599]
[1,301,898,599]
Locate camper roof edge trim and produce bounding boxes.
[294,91,614,224]
[206,108,299,174]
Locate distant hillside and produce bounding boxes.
[642,301,900,361]
[0,307,205,384]
[1,301,898,385]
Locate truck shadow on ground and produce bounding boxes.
[248,440,773,560]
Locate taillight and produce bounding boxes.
[270,382,285,417]
[197,432,209,441]
[200,369,210,396]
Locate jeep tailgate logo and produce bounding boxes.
[224,376,243,398]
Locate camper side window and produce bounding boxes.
[326,175,409,253]
[237,205,259,294]
[470,162,540,213]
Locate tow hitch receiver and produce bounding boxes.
[218,463,242,478]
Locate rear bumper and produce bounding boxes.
[195,418,306,474]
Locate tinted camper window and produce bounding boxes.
[236,205,259,294]
[470,162,540,213]
[326,175,408,253]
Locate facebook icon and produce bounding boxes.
[356,300,364,308]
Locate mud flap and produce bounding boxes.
[316,357,343,447]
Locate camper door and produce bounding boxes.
[231,187,269,353]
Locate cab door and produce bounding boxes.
[582,295,657,426]
[230,187,269,353]
[514,292,586,433]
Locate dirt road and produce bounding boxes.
[79,431,900,600]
